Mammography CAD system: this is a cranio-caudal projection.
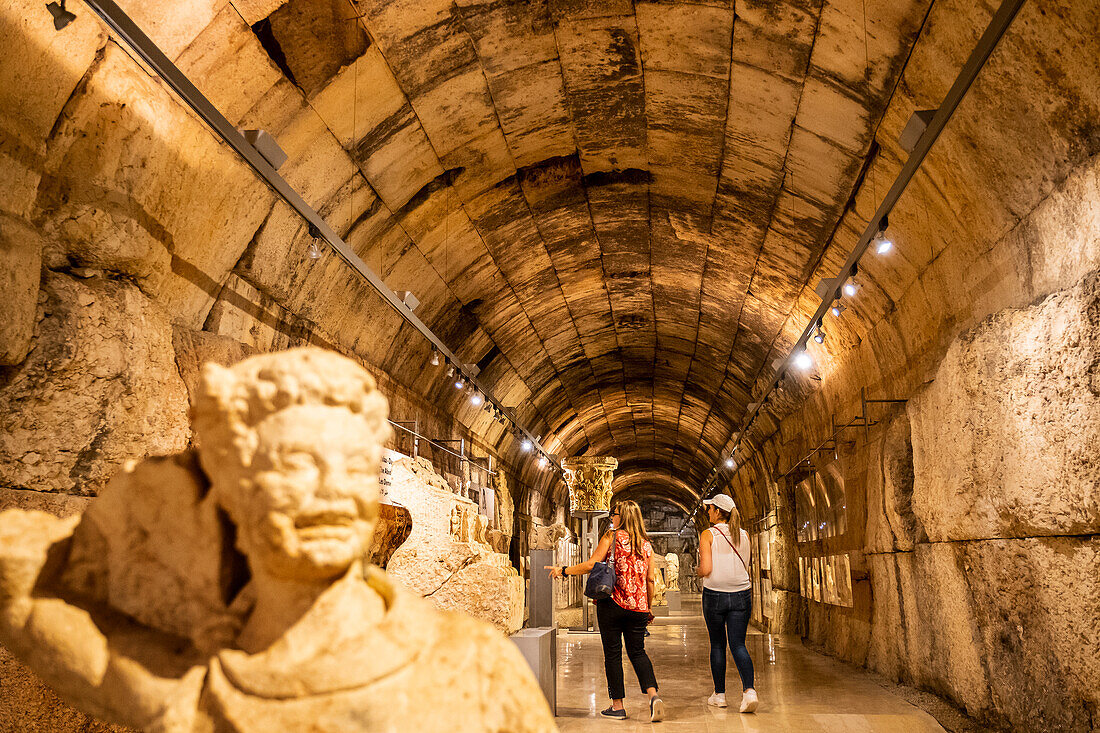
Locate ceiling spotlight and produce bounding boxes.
[813,328,826,344]
[521,439,532,452]
[430,350,441,366]
[307,238,324,260]
[470,391,483,406]
[842,280,859,297]
[875,214,891,254]
[830,301,846,318]
[794,350,813,370]
[46,0,76,30]
[446,364,455,377]
[725,457,735,468]
[538,455,548,469]
[454,377,465,389]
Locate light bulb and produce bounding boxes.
[430,350,440,366]
[813,329,826,344]
[470,391,482,406]
[876,235,893,254]
[521,439,532,452]
[538,455,548,468]
[830,302,846,318]
[446,365,455,377]
[725,457,735,468]
[455,377,465,389]
[842,281,859,297]
[307,239,324,260]
[794,351,813,370]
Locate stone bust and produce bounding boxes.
[0,348,556,732]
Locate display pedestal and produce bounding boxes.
[667,590,681,613]
[528,549,555,628]
[652,604,669,617]
[510,627,557,714]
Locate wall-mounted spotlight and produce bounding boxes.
[538,455,548,469]
[446,364,455,377]
[469,390,483,407]
[454,377,465,389]
[521,438,532,452]
[830,301,846,318]
[874,215,893,255]
[842,280,859,297]
[725,457,735,468]
[429,350,441,366]
[813,328,826,344]
[794,350,813,370]
[46,0,76,30]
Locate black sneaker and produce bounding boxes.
[650,696,665,722]
[600,706,627,720]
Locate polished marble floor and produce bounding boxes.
[554,599,946,732]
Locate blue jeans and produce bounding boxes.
[702,588,754,693]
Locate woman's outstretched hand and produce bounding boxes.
[545,565,563,579]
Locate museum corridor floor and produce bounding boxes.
[555,599,946,732]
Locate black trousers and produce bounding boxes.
[596,597,658,700]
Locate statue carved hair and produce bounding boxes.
[191,348,392,524]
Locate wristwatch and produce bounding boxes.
[561,565,568,577]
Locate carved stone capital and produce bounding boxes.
[561,456,618,512]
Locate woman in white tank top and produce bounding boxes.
[696,494,758,713]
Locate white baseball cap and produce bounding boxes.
[703,494,736,513]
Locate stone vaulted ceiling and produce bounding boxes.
[68,0,939,506]
[226,0,933,503]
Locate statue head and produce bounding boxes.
[192,348,391,582]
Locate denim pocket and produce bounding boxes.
[730,589,751,613]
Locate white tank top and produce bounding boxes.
[702,525,752,592]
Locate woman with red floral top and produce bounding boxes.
[547,500,665,722]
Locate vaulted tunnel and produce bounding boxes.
[1,0,1099,730]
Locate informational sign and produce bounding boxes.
[379,449,406,504]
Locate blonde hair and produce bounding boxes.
[611,500,650,558]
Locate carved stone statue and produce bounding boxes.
[0,348,555,732]
[652,554,668,606]
[530,522,569,551]
[664,553,680,592]
[560,456,618,512]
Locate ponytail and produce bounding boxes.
[727,504,742,540]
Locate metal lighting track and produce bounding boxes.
[80,0,560,473]
[681,0,1028,529]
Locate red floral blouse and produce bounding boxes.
[608,530,652,612]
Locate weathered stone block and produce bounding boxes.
[0,272,190,495]
[0,214,42,365]
[909,269,1100,541]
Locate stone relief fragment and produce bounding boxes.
[0,347,556,732]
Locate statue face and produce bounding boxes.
[240,405,379,580]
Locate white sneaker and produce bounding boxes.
[707,692,727,708]
[740,688,758,713]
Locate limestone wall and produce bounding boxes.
[776,267,1100,731]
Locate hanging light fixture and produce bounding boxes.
[469,390,483,407]
[538,455,548,469]
[830,300,846,318]
[794,350,813,370]
[430,350,441,366]
[521,438,532,452]
[725,457,735,468]
[454,376,465,389]
[446,364,455,377]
